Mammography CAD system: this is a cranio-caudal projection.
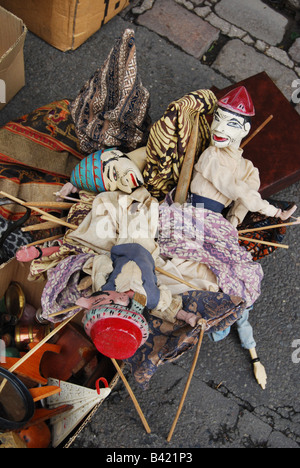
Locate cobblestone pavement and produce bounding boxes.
[0,0,300,450]
[130,0,300,105]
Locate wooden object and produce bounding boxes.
[29,385,61,402]
[40,322,97,381]
[24,405,73,427]
[155,266,202,290]
[53,192,93,205]
[110,358,151,434]
[167,319,206,442]
[238,236,289,249]
[21,220,65,232]
[240,114,273,149]
[174,112,200,204]
[6,311,81,376]
[24,201,73,209]
[239,220,300,234]
[211,72,300,198]
[0,191,77,230]
[48,305,79,318]
[25,234,62,247]
[0,343,61,384]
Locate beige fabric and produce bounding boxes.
[67,186,159,256]
[155,256,219,295]
[190,145,278,226]
[150,294,183,324]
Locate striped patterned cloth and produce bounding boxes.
[143,89,217,200]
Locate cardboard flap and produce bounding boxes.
[0,26,26,73]
[0,6,25,58]
[0,258,46,309]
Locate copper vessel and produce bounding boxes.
[14,324,51,350]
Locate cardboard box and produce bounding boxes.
[0,6,27,110]
[0,0,130,52]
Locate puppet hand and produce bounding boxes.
[253,360,267,390]
[16,245,41,262]
[176,309,198,327]
[276,205,297,221]
[56,182,79,200]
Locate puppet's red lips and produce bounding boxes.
[213,134,228,142]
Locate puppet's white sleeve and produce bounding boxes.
[199,153,278,218]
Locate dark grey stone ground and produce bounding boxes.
[1,12,299,450]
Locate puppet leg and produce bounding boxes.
[236,308,267,390]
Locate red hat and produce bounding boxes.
[84,305,149,360]
[218,86,255,117]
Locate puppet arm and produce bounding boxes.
[249,347,267,390]
[176,309,198,327]
[195,150,287,219]
[16,245,60,262]
[56,182,79,200]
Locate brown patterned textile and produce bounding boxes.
[143,89,217,200]
[126,290,245,390]
[0,100,83,222]
[69,29,151,154]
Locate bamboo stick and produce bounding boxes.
[25,235,62,247]
[0,191,77,230]
[238,220,300,234]
[238,236,289,249]
[0,311,82,394]
[155,266,202,290]
[38,215,77,230]
[167,319,206,442]
[7,311,82,374]
[22,221,64,232]
[110,358,151,434]
[24,201,73,209]
[53,192,93,205]
[48,305,79,318]
[241,115,273,148]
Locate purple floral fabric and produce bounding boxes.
[158,191,264,307]
[41,253,94,323]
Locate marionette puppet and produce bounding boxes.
[159,86,297,390]
[15,147,148,262]
[190,86,297,225]
[56,147,147,199]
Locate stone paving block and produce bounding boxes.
[213,39,297,101]
[289,37,300,64]
[137,0,219,59]
[215,0,288,46]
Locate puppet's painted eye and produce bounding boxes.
[228,121,242,129]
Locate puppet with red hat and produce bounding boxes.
[159,86,297,390]
[190,86,296,224]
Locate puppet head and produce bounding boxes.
[84,303,148,359]
[70,147,145,194]
[211,86,255,149]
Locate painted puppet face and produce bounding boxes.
[76,291,131,311]
[101,149,144,193]
[91,291,131,307]
[210,107,251,149]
